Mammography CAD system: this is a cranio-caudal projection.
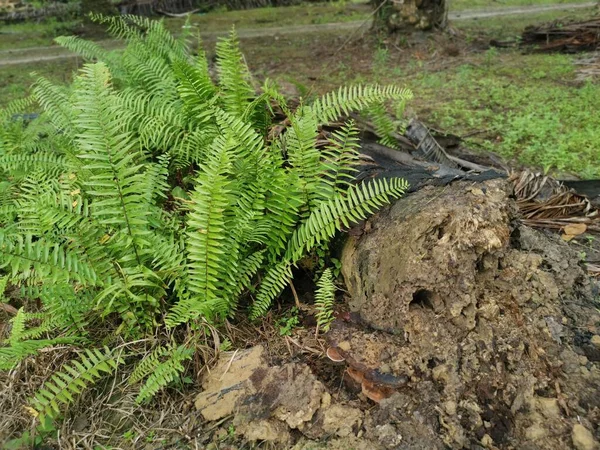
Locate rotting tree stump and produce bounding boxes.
[372,0,449,34]
[333,178,600,448]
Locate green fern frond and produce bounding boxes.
[89,13,143,41]
[284,114,321,210]
[320,121,361,195]
[0,337,80,371]
[0,153,72,180]
[32,77,75,134]
[286,177,409,261]
[168,136,236,325]
[251,178,408,318]
[128,344,169,385]
[215,30,255,118]
[173,58,217,119]
[0,96,35,122]
[310,84,413,125]
[315,268,336,333]
[0,275,7,299]
[249,261,293,320]
[0,232,98,284]
[74,63,152,265]
[263,169,303,260]
[135,344,193,403]
[366,102,399,149]
[230,250,265,303]
[8,307,27,345]
[30,346,123,423]
[55,36,109,62]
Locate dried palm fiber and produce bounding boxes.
[510,170,599,232]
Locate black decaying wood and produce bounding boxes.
[406,119,459,169]
[357,137,505,195]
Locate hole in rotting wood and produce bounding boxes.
[409,289,435,311]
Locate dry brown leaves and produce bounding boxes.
[510,170,600,233]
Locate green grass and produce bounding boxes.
[456,6,597,39]
[0,59,79,106]
[408,53,600,178]
[3,0,592,52]
[452,0,589,10]
[163,2,370,34]
[0,19,80,51]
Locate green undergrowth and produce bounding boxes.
[0,19,81,52]
[408,52,600,178]
[0,60,78,107]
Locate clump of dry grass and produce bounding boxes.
[1,303,326,449]
[0,319,223,449]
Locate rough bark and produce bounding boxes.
[372,0,449,33]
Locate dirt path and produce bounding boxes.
[0,1,597,67]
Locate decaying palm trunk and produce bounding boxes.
[372,0,449,33]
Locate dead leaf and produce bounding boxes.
[563,223,587,236]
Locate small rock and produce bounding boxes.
[320,404,363,437]
[235,419,290,443]
[444,400,457,416]
[590,335,600,349]
[525,423,548,440]
[572,424,598,450]
[374,423,402,447]
[536,397,561,419]
[481,434,493,447]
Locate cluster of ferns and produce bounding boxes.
[0,14,410,425]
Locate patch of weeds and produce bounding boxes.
[404,51,600,179]
[483,47,499,66]
[0,19,80,51]
[122,429,137,442]
[0,59,78,108]
[277,307,300,337]
[372,45,389,74]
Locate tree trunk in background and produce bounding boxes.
[372,0,449,33]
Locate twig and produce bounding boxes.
[218,349,239,382]
[289,279,301,309]
[0,303,18,315]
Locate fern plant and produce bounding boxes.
[0,15,411,425]
[315,268,336,333]
[30,347,123,423]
